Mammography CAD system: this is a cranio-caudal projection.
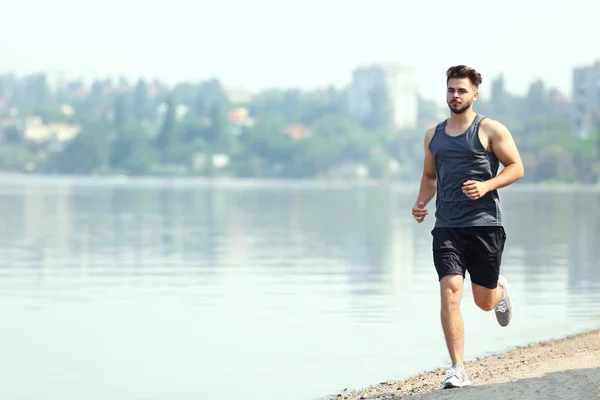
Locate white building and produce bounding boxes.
[572,61,600,138]
[23,116,81,143]
[348,63,418,130]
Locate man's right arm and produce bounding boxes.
[412,127,437,223]
[416,127,437,205]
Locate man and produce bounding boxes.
[411,65,524,389]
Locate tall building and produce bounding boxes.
[348,63,418,130]
[572,61,600,138]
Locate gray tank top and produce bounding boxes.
[429,114,502,228]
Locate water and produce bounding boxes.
[0,177,598,400]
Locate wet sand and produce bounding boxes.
[329,329,600,400]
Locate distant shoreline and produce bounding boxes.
[326,328,600,400]
[0,172,599,191]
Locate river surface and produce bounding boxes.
[0,177,598,400]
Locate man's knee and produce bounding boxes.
[472,284,498,311]
[474,296,496,311]
[440,274,463,309]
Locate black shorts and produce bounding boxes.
[431,226,506,289]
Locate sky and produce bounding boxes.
[0,0,598,104]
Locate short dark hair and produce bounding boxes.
[446,65,482,87]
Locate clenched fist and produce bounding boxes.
[412,201,428,223]
[462,180,490,200]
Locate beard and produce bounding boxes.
[448,99,472,114]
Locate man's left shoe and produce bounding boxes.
[495,275,513,327]
[442,365,472,388]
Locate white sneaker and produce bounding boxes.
[442,365,472,388]
[495,275,513,327]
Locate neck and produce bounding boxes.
[449,108,476,126]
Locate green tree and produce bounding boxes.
[365,84,394,132]
[48,123,111,174]
[111,121,157,174]
[246,114,294,166]
[154,97,175,151]
[133,79,149,120]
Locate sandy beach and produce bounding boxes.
[329,329,600,400]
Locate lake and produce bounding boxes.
[0,177,598,400]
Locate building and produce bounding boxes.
[572,61,600,138]
[23,116,81,143]
[282,124,310,140]
[228,107,256,136]
[348,63,418,130]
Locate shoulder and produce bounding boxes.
[425,121,444,145]
[480,118,510,136]
[425,125,436,140]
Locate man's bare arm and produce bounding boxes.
[484,120,524,191]
[415,127,437,206]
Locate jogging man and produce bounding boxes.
[412,65,524,389]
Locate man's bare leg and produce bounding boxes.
[471,276,513,327]
[440,274,465,367]
[471,282,504,312]
[440,274,472,388]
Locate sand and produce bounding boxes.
[329,329,600,400]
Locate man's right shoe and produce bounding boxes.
[495,275,513,327]
[442,365,472,388]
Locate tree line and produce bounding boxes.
[0,72,597,183]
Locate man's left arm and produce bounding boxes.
[484,120,524,191]
[463,120,524,200]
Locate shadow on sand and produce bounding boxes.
[358,368,600,400]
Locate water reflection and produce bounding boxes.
[0,179,598,400]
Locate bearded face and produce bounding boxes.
[446,78,478,114]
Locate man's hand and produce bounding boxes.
[412,201,428,223]
[462,180,490,200]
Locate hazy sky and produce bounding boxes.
[1,0,598,104]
